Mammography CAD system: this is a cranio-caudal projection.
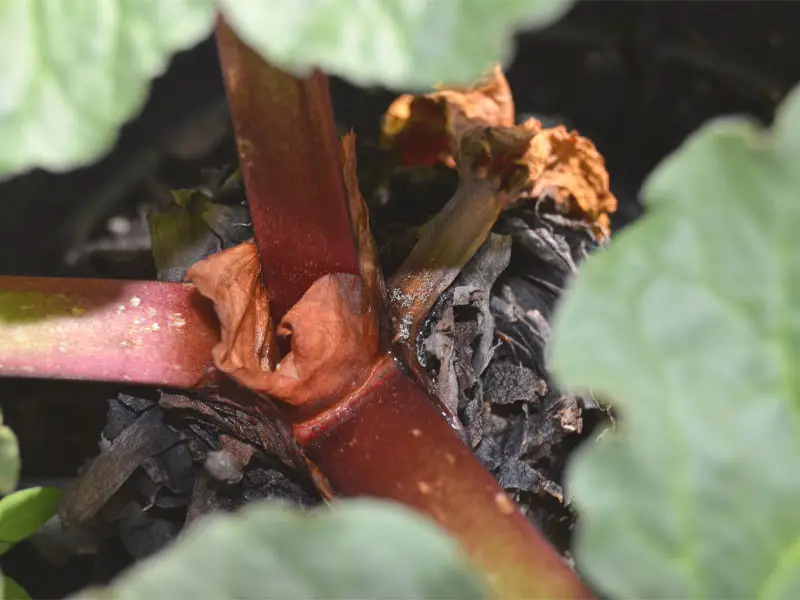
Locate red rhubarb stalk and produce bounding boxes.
[0,276,218,387]
[295,356,594,599]
[215,17,359,322]
[212,22,594,599]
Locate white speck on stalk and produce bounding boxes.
[167,313,186,328]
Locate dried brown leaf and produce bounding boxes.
[187,240,277,375]
[456,119,616,238]
[188,242,380,408]
[381,65,514,168]
[456,120,541,198]
[381,64,617,239]
[523,123,617,239]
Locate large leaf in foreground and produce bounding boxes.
[218,0,574,89]
[0,0,574,177]
[0,410,18,494]
[0,0,214,175]
[551,84,800,598]
[72,499,486,599]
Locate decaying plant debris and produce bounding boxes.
[382,67,617,240]
[53,66,615,576]
[383,69,617,388]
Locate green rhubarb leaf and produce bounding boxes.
[0,0,214,176]
[0,0,574,177]
[0,486,62,555]
[2,576,32,600]
[218,0,574,89]
[551,84,800,598]
[71,499,486,599]
[0,412,18,495]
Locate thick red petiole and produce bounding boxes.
[215,17,359,323]
[0,276,218,387]
[295,356,594,599]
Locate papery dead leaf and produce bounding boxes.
[188,242,380,408]
[387,118,616,362]
[457,120,541,198]
[381,64,617,239]
[523,123,617,239]
[456,119,616,239]
[381,65,514,168]
[187,240,277,375]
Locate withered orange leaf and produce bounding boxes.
[187,239,277,375]
[188,242,380,407]
[458,119,617,239]
[381,65,617,239]
[381,65,514,168]
[456,119,541,199]
[524,123,617,239]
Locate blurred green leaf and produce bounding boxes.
[0,486,62,555]
[72,499,486,599]
[0,0,214,175]
[0,412,18,495]
[551,83,800,598]
[0,0,575,177]
[2,576,32,600]
[219,0,574,89]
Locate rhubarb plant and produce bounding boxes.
[2,2,799,599]
[0,3,599,599]
[3,1,797,599]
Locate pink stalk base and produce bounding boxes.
[0,276,218,387]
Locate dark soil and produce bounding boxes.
[2,2,799,597]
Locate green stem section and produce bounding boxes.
[294,356,595,599]
[0,276,218,387]
[215,18,359,323]
[387,177,502,344]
